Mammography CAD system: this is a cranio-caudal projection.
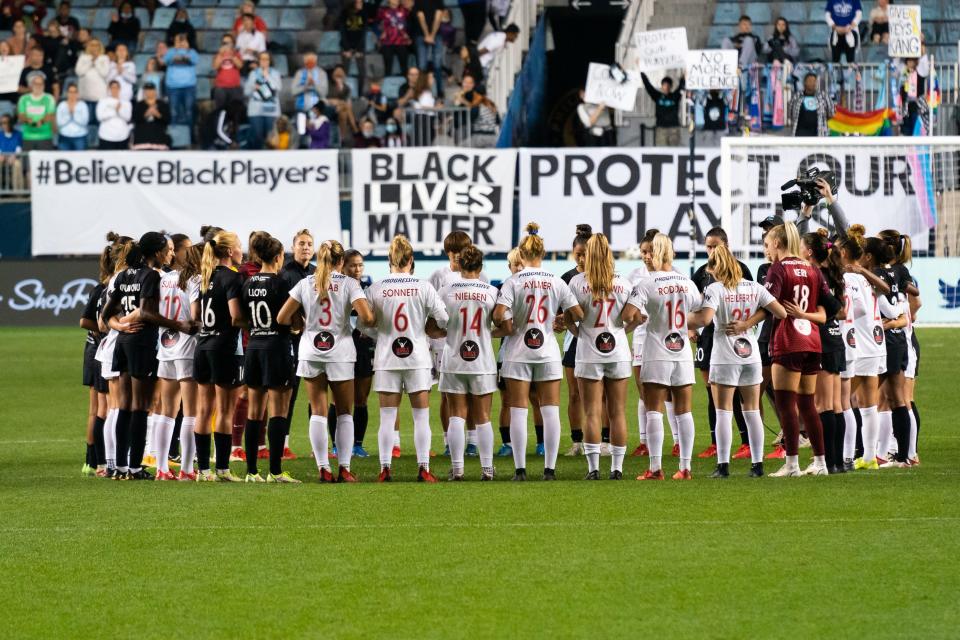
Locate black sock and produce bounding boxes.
[128,410,149,470]
[245,419,263,475]
[707,392,717,445]
[853,407,863,459]
[534,424,544,445]
[268,417,286,476]
[327,404,337,441]
[499,425,511,445]
[911,401,920,451]
[85,442,94,466]
[115,409,131,469]
[833,412,846,468]
[892,406,911,462]
[170,408,183,458]
[354,405,368,445]
[733,390,749,445]
[195,432,211,471]
[213,432,232,471]
[601,427,610,444]
[93,416,106,466]
[570,428,583,443]
[819,411,835,467]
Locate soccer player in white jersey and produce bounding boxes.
[622,233,702,480]
[156,242,201,481]
[568,233,633,480]
[692,244,785,478]
[494,222,583,481]
[437,245,503,480]
[625,229,656,457]
[279,240,372,483]
[364,235,449,483]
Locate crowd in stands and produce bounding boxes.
[0,0,521,154]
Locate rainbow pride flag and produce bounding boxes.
[827,106,895,136]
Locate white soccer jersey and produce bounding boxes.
[428,265,490,291]
[568,272,633,364]
[437,278,499,375]
[626,265,651,351]
[290,272,366,363]
[367,274,448,371]
[627,270,702,362]
[702,279,774,366]
[95,272,121,363]
[157,270,199,361]
[496,267,578,364]
[846,272,886,359]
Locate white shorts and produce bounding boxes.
[157,358,194,381]
[841,359,856,380]
[709,363,762,387]
[374,368,433,393]
[641,359,695,387]
[574,360,633,381]
[297,360,355,382]
[439,372,499,395]
[500,360,563,382]
[905,342,917,379]
[632,341,643,366]
[97,346,119,379]
[854,355,886,378]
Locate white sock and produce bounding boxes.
[180,417,196,474]
[637,398,646,443]
[104,408,118,468]
[878,410,893,458]
[447,416,466,472]
[336,414,354,471]
[814,454,827,469]
[584,442,600,473]
[443,432,448,447]
[843,408,857,460]
[378,407,398,467]
[284,434,290,449]
[665,401,678,444]
[476,422,494,469]
[145,414,156,457]
[412,408,431,467]
[155,416,176,473]
[393,430,401,448]
[541,405,561,470]
[646,411,663,471]
[908,407,918,459]
[743,410,765,464]
[611,445,626,473]
[309,416,330,470]
[466,429,478,446]
[676,412,695,471]
[860,405,879,462]
[509,407,528,470]
[715,409,733,464]
[786,454,799,468]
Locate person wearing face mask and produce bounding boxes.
[383,117,403,146]
[107,1,140,53]
[353,117,382,148]
[306,103,331,149]
[292,51,328,113]
[364,82,389,124]
[165,7,196,50]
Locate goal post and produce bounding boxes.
[718,135,960,259]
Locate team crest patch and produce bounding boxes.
[524,328,544,349]
[846,328,856,348]
[664,332,684,353]
[314,331,335,352]
[392,337,413,358]
[459,340,480,362]
[873,326,884,345]
[595,332,615,353]
[793,318,812,336]
[161,330,179,348]
[734,338,752,358]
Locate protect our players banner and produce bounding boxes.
[350,147,516,252]
[29,150,340,256]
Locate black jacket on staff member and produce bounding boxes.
[281,257,316,424]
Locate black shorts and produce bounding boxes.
[772,351,821,375]
[195,349,244,387]
[884,343,908,376]
[112,340,159,379]
[562,336,578,369]
[354,334,374,378]
[694,330,713,371]
[821,350,846,374]
[758,340,772,367]
[244,346,294,389]
[82,342,99,387]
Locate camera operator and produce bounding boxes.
[789,73,834,137]
[799,177,850,236]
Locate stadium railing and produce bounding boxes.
[403,106,473,148]
[487,0,540,115]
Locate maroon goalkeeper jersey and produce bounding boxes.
[764,257,831,356]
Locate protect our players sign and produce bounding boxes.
[350,148,516,252]
[583,62,641,111]
[685,49,738,90]
[634,28,688,72]
[888,5,921,58]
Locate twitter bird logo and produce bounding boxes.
[939,279,960,309]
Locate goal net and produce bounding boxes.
[719,136,960,259]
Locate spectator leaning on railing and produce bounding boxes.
[641,71,685,147]
[723,15,762,67]
[477,23,518,71]
[56,82,89,150]
[132,81,170,149]
[292,51,328,113]
[789,72,834,137]
[825,0,861,63]
[96,78,131,149]
[163,32,198,127]
[17,72,55,151]
[765,17,800,64]
[244,51,281,150]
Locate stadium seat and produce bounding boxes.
[922,3,942,20]
[197,30,221,52]
[92,8,113,31]
[945,1,960,19]
[802,23,830,46]
[319,31,341,53]
[152,7,176,29]
[0,100,15,118]
[258,9,279,26]
[259,0,287,6]
[345,76,359,97]
[211,8,235,31]
[713,4,741,25]
[279,9,305,30]
[743,3,771,25]
[450,7,464,29]
[192,0,220,7]
[72,0,98,7]
[287,0,314,5]
[135,8,150,27]
[196,76,212,99]
[219,0,243,6]
[707,25,728,48]
[807,2,825,22]
[197,53,215,74]
[134,53,152,71]
[167,124,192,148]
[269,30,295,52]
[779,4,806,24]
[141,30,164,52]
[272,53,289,74]
[381,74,404,99]
[365,30,377,53]
[188,8,208,28]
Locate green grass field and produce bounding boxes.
[2,327,959,638]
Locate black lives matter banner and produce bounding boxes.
[0,259,99,326]
[351,148,516,252]
[30,150,340,255]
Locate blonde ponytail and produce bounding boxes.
[651,233,674,271]
[314,239,345,300]
[584,233,614,301]
[707,244,742,290]
[518,222,544,262]
[388,234,413,270]
[201,231,239,292]
[768,222,802,259]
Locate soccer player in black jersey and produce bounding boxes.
[559,224,590,456]
[343,250,375,458]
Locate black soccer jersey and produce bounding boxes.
[757,262,772,344]
[197,265,243,352]
[82,283,105,346]
[560,266,579,285]
[875,265,907,349]
[242,272,291,348]
[818,266,844,354]
[109,267,161,348]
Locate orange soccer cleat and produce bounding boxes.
[765,445,786,459]
[672,469,693,480]
[417,467,438,483]
[671,443,680,457]
[391,445,401,458]
[229,447,246,462]
[318,468,336,483]
[732,444,752,460]
[282,447,297,461]
[636,469,665,481]
[697,444,717,459]
[378,467,393,483]
[631,444,649,457]
[338,468,358,483]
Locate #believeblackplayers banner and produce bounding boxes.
[29,150,340,256]
[350,147,516,252]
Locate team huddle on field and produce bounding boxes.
[76,211,923,483]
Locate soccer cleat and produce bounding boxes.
[267,472,302,484]
[748,462,764,478]
[697,443,717,459]
[854,457,879,471]
[584,470,600,480]
[465,443,479,457]
[378,467,392,483]
[442,444,450,457]
[391,445,401,458]
[282,447,297,460]
[512,468,527,481]
[798,435,811,449]
[672,469,693,480]
[496,443,513,457]
[155,470,176,481]
[542,468,557,481]
[229,447,246,462]
[112,470,130,481]
[671,443,680,457]
[95,467,108,478]
[216,470,243,483]
[875,455,889,466]
[881,460,909,469]
[480,468,495,481]
[81,464,96,477]
[338,467,358,483]
[637,469,664,481]
[765,445,786,459]
[770,463,801,477]
[318,467,336,483]
[167,458,180,468]
[244,473,266,483]
[352,444,370,458]
[711,463,730,478]
[609,470,623,480]
[449,471,464,481]
[177,470,197,482]
[128,469,154,480]
[535,443,545,456]
[565,442,585,456]
[142,454,157,468]
[600,443,612,456]
[732,444,752,460]
[908,456,920,466]
[257,448,269,459]
[417,467,438,483]
[802,463,828,476]
[197,470,218,482]
[631,443,649,457]
[843,458,855,472]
